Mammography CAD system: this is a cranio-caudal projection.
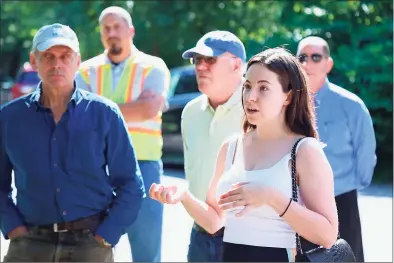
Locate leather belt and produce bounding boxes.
[193,223,224,238]
[38,211,106,233]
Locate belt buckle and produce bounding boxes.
[53,223,67,233]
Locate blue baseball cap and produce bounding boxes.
[32,23,79,52]
[182,30,246,62]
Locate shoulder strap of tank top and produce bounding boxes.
[224,136,240,170]
[232,138,239,165]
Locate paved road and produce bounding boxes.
[1,168,392,262]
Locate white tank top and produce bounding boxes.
[216,136,311,249]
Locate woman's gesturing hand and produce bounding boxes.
[149,183,188,204]
[218,182,276,216]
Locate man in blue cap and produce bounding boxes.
[182,30,246,262]
[150,30,246,262]
[0,23,145,262]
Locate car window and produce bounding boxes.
[19,71,40,84]
[173,70,199,95]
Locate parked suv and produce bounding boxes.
[162,65,200,165]
[10,63,40,100]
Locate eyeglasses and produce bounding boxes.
[190,56,218,65]
[298,53,325,64]
[190,54,237,65]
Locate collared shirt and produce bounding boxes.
[314,79,377,196]
[181,85,244,201]
[0,84,146,246]
[104,51,132,92]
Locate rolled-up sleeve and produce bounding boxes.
[0,109,24,239]
[95,104,146,246]
[347,99,377,189]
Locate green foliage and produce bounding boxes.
[1,0,392,181]
[276,1,393,181]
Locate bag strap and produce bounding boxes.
[290,137,305,254]
[291,137,340,255]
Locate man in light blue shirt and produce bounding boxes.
[296,36,376,262]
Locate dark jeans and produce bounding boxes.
[187,227,223,262]
[222,242,290,262]
[301,189,364,262]
[3,227,113,262]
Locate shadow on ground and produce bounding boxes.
[163,164,185,179]
[359,184,393,197]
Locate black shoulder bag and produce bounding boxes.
[291,138,357,262]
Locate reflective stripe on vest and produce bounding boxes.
[127,116,162,136]
[79,54,162,160]
[79,68,90,91]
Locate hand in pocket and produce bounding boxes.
[7,226,29,239]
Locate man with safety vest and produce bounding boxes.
[75,6,170,262]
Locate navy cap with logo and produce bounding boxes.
[32,23,80,53]
[182,30,246,62]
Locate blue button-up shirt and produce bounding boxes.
[315,79,377,196]
[0,84,146,245]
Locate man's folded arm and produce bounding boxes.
[118,62,171,121]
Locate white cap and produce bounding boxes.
[32,23,79,52]
[99,6,133,27]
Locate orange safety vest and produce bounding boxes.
[78,51,169,161]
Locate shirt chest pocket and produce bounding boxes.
[66,129,105,173]
[320,119,351,146]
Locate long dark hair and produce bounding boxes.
[242,47,318,139]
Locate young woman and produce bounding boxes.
[149,47,338,262]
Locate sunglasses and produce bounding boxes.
[190,54,237,65]
[298,53,325,63]
[190,56,218,65]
